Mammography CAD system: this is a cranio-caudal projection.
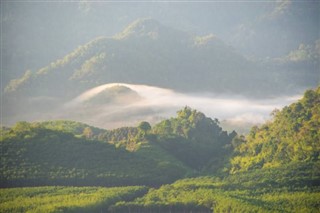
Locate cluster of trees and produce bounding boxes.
[230,87,320,173]
[99,127,139,148]
[153,107,236,171]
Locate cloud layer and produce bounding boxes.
[60,83,301,129]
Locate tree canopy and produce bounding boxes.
[230,87,320,173]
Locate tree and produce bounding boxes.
[137,121,151,133]
[83,127,94,139]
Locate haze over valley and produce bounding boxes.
[3,82,302,131]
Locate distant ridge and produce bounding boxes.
[6,18,316,100]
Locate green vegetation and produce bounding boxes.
[153,107,235,172]
[1,107,233,187]
[34,120,106,137]
[1,87,319,212]
[0,121,188,187]
[230,87,320,173]
[0,186,147,213]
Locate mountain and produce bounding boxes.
[4,19,248,97]
[2,2,318,87]
[3,18,317,128]
[5,18,316,101]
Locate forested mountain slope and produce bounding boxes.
[230,86,320,172]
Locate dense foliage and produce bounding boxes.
[153,107,236,171]
[0,186,147,213]
[98,127,139,147]
[230,87,320,172]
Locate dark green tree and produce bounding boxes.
[138,121,151,133]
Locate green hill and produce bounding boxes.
[230,86,320,173]
[0,108,234,187]
[0,121,189,187]
[152,107,236,172]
